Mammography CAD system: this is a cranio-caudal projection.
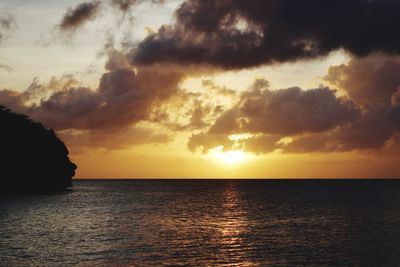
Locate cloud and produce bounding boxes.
[189,80,362,153]
[0,90,25,111]
[146,91,213,131]
[0,12,16,43]
[59,1,101,31]
[238,134,281,154]
[133,0,400,69]
[5,0,400,157]
[0,49,183,152]
[280,55,400,153]
[304,54,400,153]
[59,126,171,152]
[58,0,167,32]
[282,112,396,153]
[188,132,234,153]
[209,80,360,136]
[109,0,137,12]
[189,54,400,154]
[110,0,165,12]
[325,55,400,108]
[201,79,236,97]
[24,67,181,130]
[0,64,13,72]
[140,77,237,132]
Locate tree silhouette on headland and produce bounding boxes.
[0,105,76,193]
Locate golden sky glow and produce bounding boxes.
[1,0,400,178]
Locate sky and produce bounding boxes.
[1,0,400,178]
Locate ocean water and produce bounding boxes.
[1,180,400,266]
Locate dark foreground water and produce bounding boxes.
[2,180,400,266]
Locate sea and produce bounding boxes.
[1,179,400,266]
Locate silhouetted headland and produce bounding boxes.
[0,105,76,193]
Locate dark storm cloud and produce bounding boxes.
[0,12,16,43]
[59,1,101,31]
[133,0,400,69]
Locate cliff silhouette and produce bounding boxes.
[0,105,76,193]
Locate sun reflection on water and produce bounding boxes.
[215,182,255,265]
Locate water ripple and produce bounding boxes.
[1,180,400,266]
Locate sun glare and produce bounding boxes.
[209,146,247,165]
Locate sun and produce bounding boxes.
[209,146,248,165]
[216,150,246,164]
